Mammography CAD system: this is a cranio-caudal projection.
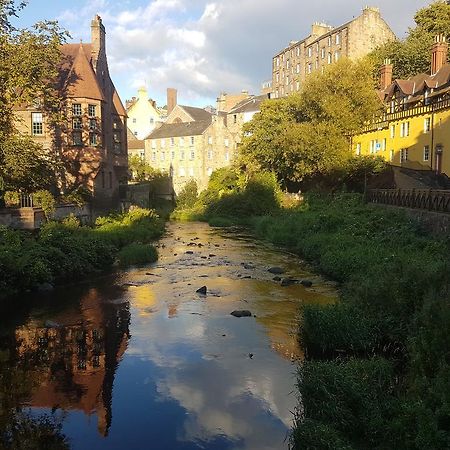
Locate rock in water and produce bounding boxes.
[268,267,285,275]
[273,276,282,282]
[230,310,252,318]
[301,280,313,287]
[196,286,207,295]
[280,278,298,287]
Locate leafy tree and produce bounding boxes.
[176,179,198,209]
[371,1,450,80]
[239,59,381,186]
[128,155,164,182]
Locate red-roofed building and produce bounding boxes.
[14,15,128,211]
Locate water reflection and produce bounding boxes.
[1,286,130,437]
[0,222,336,450]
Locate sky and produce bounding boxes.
[13,0,434,108]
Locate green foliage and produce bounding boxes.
[371,1,450,79]
[0,135,55,192]
[60,185,92,206]
[128,155,165,182]
[118,242,158,267]
[295,358,396,448]
[208,216,234,227]
[32,189,55,218]
[176,179,198,209]
[239,59,381,185]
[0,208,164,300]
[3,190,19,207]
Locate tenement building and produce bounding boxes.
[14,15,128,210]
[352,36,450,177]
[145,89,235,193]
[271,6,395,98]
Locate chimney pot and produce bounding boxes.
[380,60,393,90]
[431,34,448,76]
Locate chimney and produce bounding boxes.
[167,88,177,115]
[380,59,393,90]
[431,34,448,76]
[138,86,148,101]
[91,15,106,72]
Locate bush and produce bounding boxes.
[176,179,198,209]
[32,190,56,219]
[118,243,158,267]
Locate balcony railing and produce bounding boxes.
[368,188,450,214]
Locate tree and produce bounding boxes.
[128,155,164,182]
[239,59,382,186]
[370,1,450,80]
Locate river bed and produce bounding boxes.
[0,222,337,449]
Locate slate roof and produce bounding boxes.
[179,105,212,122]
[229,95,267,114]
[146,121,211,139]
[128,139,145,149]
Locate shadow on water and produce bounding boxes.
[0,222,337,450]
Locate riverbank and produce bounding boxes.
[176,190,450,448]
[0,208,164,301]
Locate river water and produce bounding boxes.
[0,222,336,450]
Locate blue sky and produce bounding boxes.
[13,0,433,108]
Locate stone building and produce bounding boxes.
[13,15,128,210]
[126,86,165,140]
[271,6,395,98]
[145,90,235,193]
[352,36,450,177]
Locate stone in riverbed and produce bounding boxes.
[230,310,252,318]
[300,280,313,287]
[243,263,255,270]
[186,251,194,255]
[280,278,298,287]
[273,276,282,282]
[196,286,207,295]
[268,267,285,275]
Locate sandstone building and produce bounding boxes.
[352,36,450,177]
[271,6,395,98]
[14,15,128,210]
[145,89,235,193]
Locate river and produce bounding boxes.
[0,222,336,450]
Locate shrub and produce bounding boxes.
[118,243,158,267]
[3,191,19,207]
[176,179,198,209]
[32,190,56,219]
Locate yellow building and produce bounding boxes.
[353,36,450,177]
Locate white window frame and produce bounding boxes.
[31,112,43,135]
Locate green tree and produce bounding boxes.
[239,59,381,185]
[371,1,450,80]
[128,155,164,182]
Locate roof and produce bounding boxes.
[60,43,104,101]
[179,105,212,122]
[229,95,267,114]
[128,139,145,149]
[146,121,211,139]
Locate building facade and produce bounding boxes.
[14,15,128,210]
[271,6,395,98]
[352,36,450,177]
[126,87,165,140]
[145,94,236,193]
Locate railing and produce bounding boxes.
[368,189,450,214]
[20,194,34,208]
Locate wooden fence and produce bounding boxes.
[367,189,450,214]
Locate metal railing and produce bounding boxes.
[20,194,34,208]
[368,189,450,214]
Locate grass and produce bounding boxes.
[118,243,158,267]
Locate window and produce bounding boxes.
[382,138,387,151]
[316,43,319,53]
[328,36,332,47]
[400,122,410,137]
[88,104,96,117]
[72,103,82,116]
[307,63,312,74]
[208,136,213,145]
[160,151,165,161]
[180,137,184,146]
[296,47,300,56]
[170,137,175,147]
[327,52,332,64]
[179,167,185,177]
[334,51,340,61]
[315,59,319,69]
[296,63,300,74]
[189,167,194,177]
[390,125,395,138]
[356,143,361,156]
[225,152,229,161]
[286,60,290,70]
[152,152,156,162]
[171,151,175,160]
[233,114,237,124]
[224,138,229,148]
[400,148,409,162]
[31,112,43,135]
[73,117,82,130]
[296,81,300,91]
[72,131,82,146]
[286,75,289,86]
[180,150,185,160]
[132,118,137,123]
[190,150,195,160]
[150,118,154,124]
[151,140,156,149]
[276,57,279,67]
[389,149,394,162]
[89,118,96,130]
[113,132,120,143]
[424,117,431,133]
[89,133,97,146]
[424,145,430,161]
[276,73,279,83]
[114,143,121,153]
[160,139,165,148]
[139,150,145,160]
[321,48,325,59]
[190,136,195,146]
[335,33,340,45]
[307,47,312,57]
[207,167,213,176]
[208,150,213,160]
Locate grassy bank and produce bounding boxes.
[174,172,450,448]
[0,208,164,301]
